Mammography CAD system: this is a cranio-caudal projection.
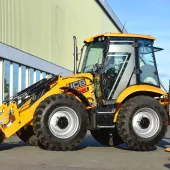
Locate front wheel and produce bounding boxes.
[33,94,88,151]
[117,95,168,151]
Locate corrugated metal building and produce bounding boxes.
[0,0,126,103]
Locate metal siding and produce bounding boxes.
[0,43,72,76]
[0,0,120,71]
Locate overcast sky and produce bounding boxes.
[107,0,170,90]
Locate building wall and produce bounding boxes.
[0,0,120,71]
[0,42,72,104]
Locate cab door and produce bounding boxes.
[102,40,136,101]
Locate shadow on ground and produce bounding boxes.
[0,141,28,151]
[75,134,167,152]
[0,133,169,152]
[157,139,170,149]
[164,164,170,169]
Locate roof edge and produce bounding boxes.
[0,42,72,76]
[84,33,156,43]
[96,0,128,33]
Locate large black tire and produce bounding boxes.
[117,95,168,151]
[33,94,88,151]
[90,128,123,146]
[16,125,38,146]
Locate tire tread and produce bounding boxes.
[33,94,88,151]
[117,95,168,151]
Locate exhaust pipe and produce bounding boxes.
[73,36,78,74]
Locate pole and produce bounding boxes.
[73,36,77,74]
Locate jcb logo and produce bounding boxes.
[68,79,86,89]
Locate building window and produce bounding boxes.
[2,60,53,102]
[4,60,10,100]
[29,68,34,85]
[13,63,19,95]
[36,70,40,82]
[42,72,46,79]
[48,74,52,78]
[21,66,26,90]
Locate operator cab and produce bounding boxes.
[80,33,163,104]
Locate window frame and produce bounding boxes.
[81,40,109,73]
[137,38,161,88]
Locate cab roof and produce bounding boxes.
[84,32,156,43]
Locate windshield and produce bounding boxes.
[81,41,107,73]
[139,39,160,86]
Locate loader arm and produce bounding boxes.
[0,73,95,143]
[0,75,60,142]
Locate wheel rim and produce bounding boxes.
[48,106,79,139]
[132,108,160,138]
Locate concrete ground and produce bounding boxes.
[0,127,169,170]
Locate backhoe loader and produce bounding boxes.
[0,32,169,151]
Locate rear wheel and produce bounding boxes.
[33,94,88,151]
[90,128,123,146]
[117,95,168,151]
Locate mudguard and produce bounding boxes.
[116,84,167,104]
[60,87,91,106]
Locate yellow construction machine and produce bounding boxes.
[0,33,169,151]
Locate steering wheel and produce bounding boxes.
[92,63,102,73]
[102,68,116,98]
[105,68,116,76]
